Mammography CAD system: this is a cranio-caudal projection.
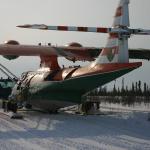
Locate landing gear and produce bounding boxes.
[2,100,7,112]
[24,103,32,109]
[81,102,93,114]
[5,101,18,113]
[48,109,58,114]
[95,102,100,110]
[79,102,100,115]
[2,100,23,119]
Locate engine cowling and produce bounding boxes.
[67,42,82,47]
[3,40,19,60]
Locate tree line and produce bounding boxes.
[87,79,150,105]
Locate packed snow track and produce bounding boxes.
[0,108,150,150]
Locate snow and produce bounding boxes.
[0,105,150,150]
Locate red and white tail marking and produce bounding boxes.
[115,6,123,17]
[92,35,119,65]
[113,0,130,27]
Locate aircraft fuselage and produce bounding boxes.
[9,62,141,111]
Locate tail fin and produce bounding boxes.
[92,0,130,66]
[113,0,130,27]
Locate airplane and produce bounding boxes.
[0,0,150,114]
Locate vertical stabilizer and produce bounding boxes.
[113,0,130,27]
[92,0,130,66]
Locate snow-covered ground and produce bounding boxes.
[0,104,150,150]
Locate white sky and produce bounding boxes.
[0,0,150,88]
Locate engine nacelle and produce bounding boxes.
[67,42,82,47]
[3,40,19,60]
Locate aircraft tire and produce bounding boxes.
[80,102,94,114]
[25,104,32,109]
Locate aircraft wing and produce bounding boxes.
[0,42,100,61]
[0,42,150,61]
[129,49,150,60]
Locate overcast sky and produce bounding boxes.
[0,0,150,88]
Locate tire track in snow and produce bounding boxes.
[0,110,150,150]
[0,115,47,150]
[0,113,77,150]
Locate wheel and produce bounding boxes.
[25,103,32,109]
[80,102,94,114]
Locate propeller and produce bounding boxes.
[17,24,150,40]
[17,24,150,35]
[17,24,128,34]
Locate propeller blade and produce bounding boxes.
[17,24,130,35]
[17,24,48,30]
[17,24,114,33]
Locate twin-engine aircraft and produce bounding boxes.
[0,0,150,113]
